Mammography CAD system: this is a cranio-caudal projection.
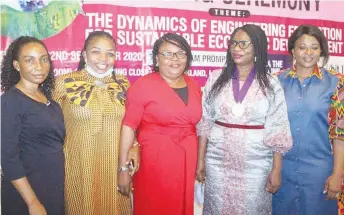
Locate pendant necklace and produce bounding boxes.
[231,66,256,116]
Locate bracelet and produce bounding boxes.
[118,166,130,172]
[133,141,140,147]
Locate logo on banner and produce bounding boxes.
[0,0,83,39]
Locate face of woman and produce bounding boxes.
[13,42,50,86]
[229,30,255,66]
[156,40,188,80]
[83,37,116,74]
[292,34,321,69]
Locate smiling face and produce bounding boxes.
[229,30,255,66]
[13,42,50,86]
[292,34,321,69]
[83,36,116,74]
[156,40,188,80]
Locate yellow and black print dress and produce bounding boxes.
[53,69,131,215]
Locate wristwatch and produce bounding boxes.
[118,166,130,172]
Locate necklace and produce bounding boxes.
[16,85,50,106]
[231,67,256,117]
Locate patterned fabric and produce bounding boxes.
[283,64,323,79]
[273,66,344,215]
[53,69,131,215]
[328,70,344,215]
[327,67,344,215]
[339,188,344,215]
[327,69,344,141]
[64,77,128,107]
[197,70,292,215]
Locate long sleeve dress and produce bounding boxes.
[53,70,131,215]
[122,72,202,215]
[197,70,293,215]
[273,66,344,215]
[1,87,66,215]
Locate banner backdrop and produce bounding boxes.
[1,0,344,87]
[1,0,343,214]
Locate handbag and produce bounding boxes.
[194,182,205,205]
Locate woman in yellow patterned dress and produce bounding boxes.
[53,31,139,215]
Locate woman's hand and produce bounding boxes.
[117,171,132,197]
[196,159,206,183]
[28,200,47,215]
[266,169,281,194]
[323,173,342,199]
[127,142,140,176]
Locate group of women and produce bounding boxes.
[1,24,343,215]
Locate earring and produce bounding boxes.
[254,56,256,62]
[84,58,88,68]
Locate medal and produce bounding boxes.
[232,66,256,117]
[232,103,245,116]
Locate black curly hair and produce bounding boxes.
[151,33,193,72]
[208,24,272,101]
[288,24,329,67]
[1,36,55,97]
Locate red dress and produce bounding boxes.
[122,72,202,215]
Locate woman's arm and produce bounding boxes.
[12,178,47,215]
[266,152,282,193]
[117,125,136,196]
[196,136,208,182]
[118,125,136,168]
[324,139,344,199]
[333,139,344,177]
[1,95,46,215]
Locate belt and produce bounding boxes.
[215,120,264,129]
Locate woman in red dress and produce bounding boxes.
[117,33,202,215]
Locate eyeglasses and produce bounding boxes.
[158,51,187,60]
[228,40,252,49]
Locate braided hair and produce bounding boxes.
[151,33,193,72]
[208,24,272,101]
[1,36,55,97]
[78,31,126,92]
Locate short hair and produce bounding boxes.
[1,36,55,97]
[151,33,193,72]
[288,24,329,66]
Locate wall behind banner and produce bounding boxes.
[1,1,344,214]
